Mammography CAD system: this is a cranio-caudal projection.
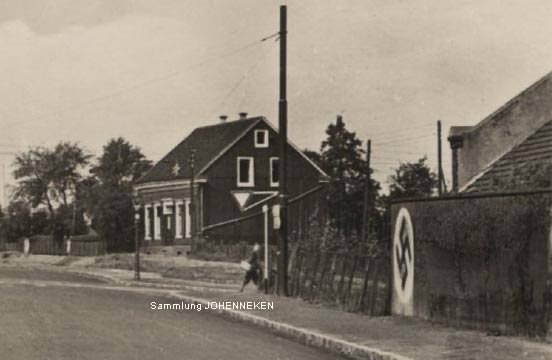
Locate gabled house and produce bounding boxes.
[448,71,552,193]
[134,114,328,249]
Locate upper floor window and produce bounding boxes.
[270,157,279,187]
[254,130,269,148]
[237,157,254,187]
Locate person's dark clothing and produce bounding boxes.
[248,251,260,271]
[242,251,260,287]
[243,267,259,286]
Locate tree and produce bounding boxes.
[90,137,152,187]
[81,138,152,252]
[3,200,33,241]
[388,156,438,198]
[10,142,91,239]
[319,115,380,235]
[12,142,91,215]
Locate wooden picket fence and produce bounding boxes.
[30,235,63,255]
[69,240,106,257]
[284,248,391,315]
[18,235,107,257]
[1,242,21,252]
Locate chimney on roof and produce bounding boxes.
[239,112,248,120]
[219,115,228,123]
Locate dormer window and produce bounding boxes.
[237,157,254,187]
[254,130,269,148]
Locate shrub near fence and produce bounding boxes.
[392,191,552,336]
[192,239,254,262]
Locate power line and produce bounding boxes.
[3,33,276,131]
[210,39,278,119]
[373,133,435,146]
[367,123,434,139]
[368,125,434,142]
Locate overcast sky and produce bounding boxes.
[2,0,552,204]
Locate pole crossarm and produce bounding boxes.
[287,185,324,204]
[201,210,265,232]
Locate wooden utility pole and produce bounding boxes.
[189,149,196,251]
[361,140,371,243]
[277,5,289,297]
[133,198,142,281]
[2,164,6,207]
[437,120,443,196]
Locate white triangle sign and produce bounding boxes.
[233,192,251,210]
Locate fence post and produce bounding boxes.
[316,251,330,298]
[368,258,381,315]
[293,251,304,296]
[345,255,358,301]
[359,257,372,312]
[337,253,348,302]
[328,252,338,294]
[300,250,313,298]
[308,251,321,298]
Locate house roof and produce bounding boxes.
[463,120,552,192]
[136,117,261,184]
[136,116,329,185]
[470,71,552,133]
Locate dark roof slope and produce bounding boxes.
[465,120,552,192]
[136,117,261,184]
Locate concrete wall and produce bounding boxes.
[391,192,552,336]
[455,73,552,189]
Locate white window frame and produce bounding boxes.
[144,204,152,240]
[153,202,162,240]
[175,200,184,239]
[237,157,254,187]
[254,130,269,148]
[184,199,191,238]
[270,157,279,187]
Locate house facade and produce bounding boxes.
[134,115,328,248]
[448,71,552,192]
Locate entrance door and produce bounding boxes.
[162,213,175,245]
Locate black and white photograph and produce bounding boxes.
[1,1,552,359]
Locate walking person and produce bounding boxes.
[240,243,261,292]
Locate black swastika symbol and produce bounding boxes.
[395,218,412,290]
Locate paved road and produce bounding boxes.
[0,267,349,360]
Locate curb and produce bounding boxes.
[165,292,413,360]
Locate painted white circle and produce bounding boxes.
[393,207,414,304]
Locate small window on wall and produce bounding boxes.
[270,157,279,187]
[254,130,269,148]
[237,157,254,187]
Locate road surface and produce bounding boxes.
[0,267,349,360]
